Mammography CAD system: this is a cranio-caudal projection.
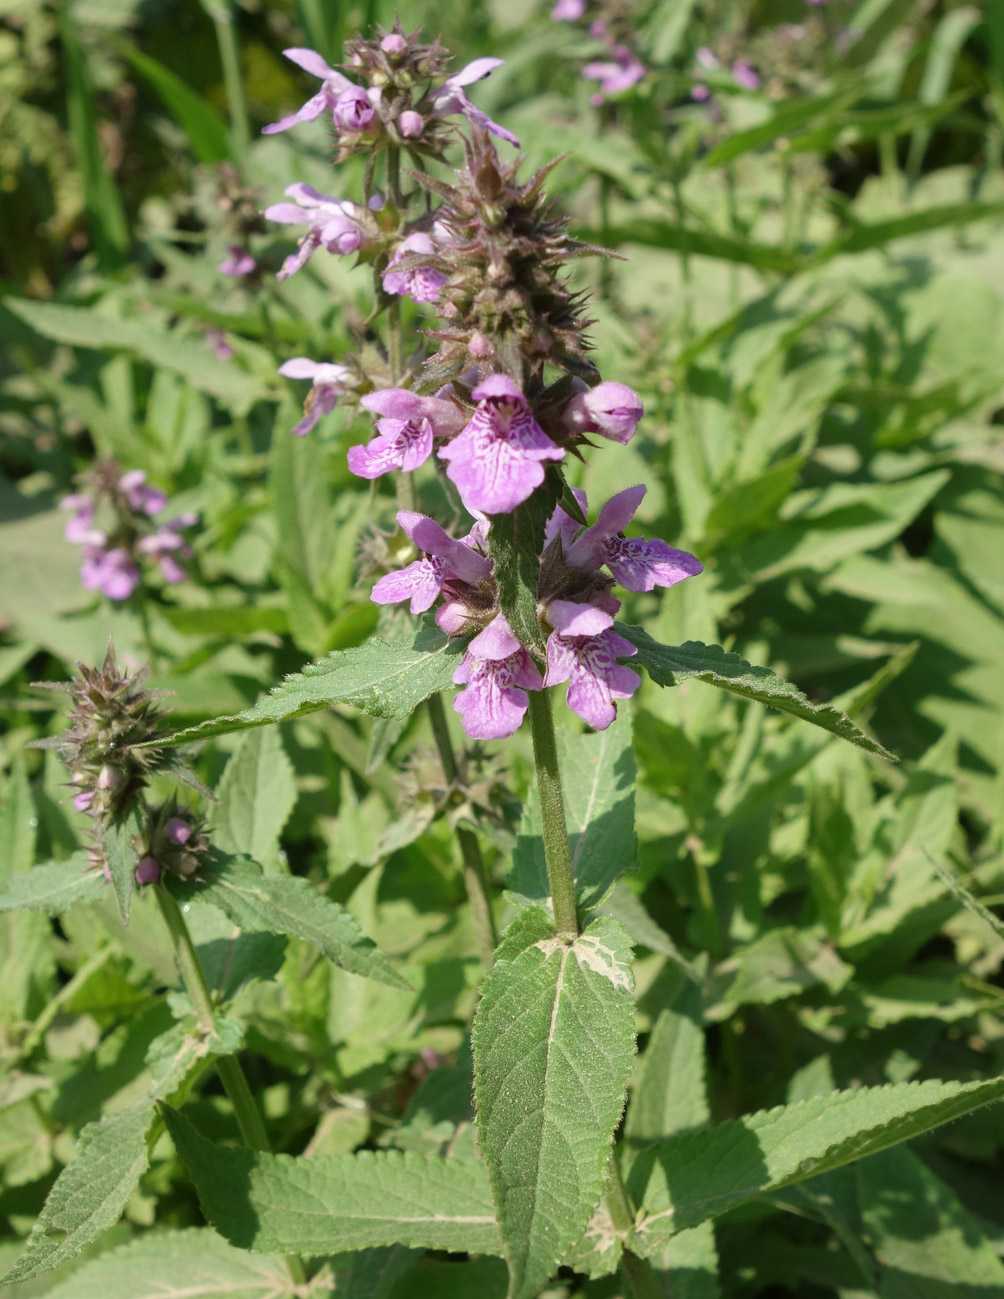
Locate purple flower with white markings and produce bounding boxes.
[439,374,564,515]
[544,600,641,730]
[279,357,353,436]
[349,387,466,477]
[582,46,645,106]
[265,184,367,280]
[430,58,519,147]
[371,510,493,615]
[382,232,448,303]
[452,614,543,740]
[564,485,704,592]
[262,48,367,136]
[562,381,643,445]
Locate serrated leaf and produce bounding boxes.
[0,856,104,914]
[508,708,636,913]
[628,1076,1004,1256]
[473,909,636,1299]
[620,627,895,761]
[169,855,409,990]
[145,628,466,748]
[99,803,145,925]
[0,1104,152,1285]
[161,1105,502,1256]
[44,1227,294,1299]
[213,728,297,868]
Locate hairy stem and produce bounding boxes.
[526,689,578,938]
[604,1154,663,1299]
[154,886,305,1283]
[426,692,498,966]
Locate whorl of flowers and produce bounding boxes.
[264,28,703,740]
[60,460,197,601]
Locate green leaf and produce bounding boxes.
[508,707,636,912]
[702,926,853,1022]
[0,756,35,881]
[702,92,851,167]
[620,627,896,761]
[115,43,230,164]
[0,856,104,915]
[99,804,145,926]
[161,1105,502,1256]
[473,909,636,1299]
[575,218,801,273]
[0,1104,152,1285]
[4,299,263,410]
[627,1076,1004,1256]
[144,628,466,748]
[626,978,708,1146]
[858,1146,1004,1295]
[489,474,563,654]
[213,728,297,869]
[158,605,289,637]
[169,855,409,990]
[44,1228,295,1299]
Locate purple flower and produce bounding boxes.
[135,856,160,885]
[262,48,361,135]
[691,84,712,102]
[398,109,424,138]
[206,328,235,360]
[551,0,586,18]
[382,232,448,303]
[137,525,191,584]
[350,387,466,477]
[371,511,492,614]
[218,245,256,277]
[452,614,543,740]
[544,600,640,730]
[430,58,520,148]
[562,381,643,444]
[60,494,104,545]
[74,790,95,813]
[164,818,192,845]
[544,486,589,551]
[333,85,376,133]
[438,374,564,515]
[582,46,645,106]
[564,485,704,592]
[118,469,167,516]
[695,46,719,70]
[80,547,141,601]
[265,184,367,280]
[731,59,761,90]
[279,357,353,436]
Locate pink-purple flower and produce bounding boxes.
[731,59,761,91]
[265,184,367,280]
[551,0,586,18]
[382,232,448,303]
[452,613,543,740]
[349,387,466,477]
[136,515,197,585]
[430,58,519,147]
[80,547,142,602]
[218,245,257,277]
[582,46,645,106]
[371,511,492,615]
[279,357,353,436]
[562,381,643,444]
[438,374,564,515]
[563,485,704,592]
[263,48,372,136]
[544,600,641,730]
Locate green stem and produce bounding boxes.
[207,0,251,161]
[426,693,498,966]
[154,886,307,1285]
[604,1155,663,1299]
[526,690,578,938]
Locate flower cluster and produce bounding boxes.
[550,0,646,106]
[60,462,197,600]
[263,30,702,740]
[135,804,209,885]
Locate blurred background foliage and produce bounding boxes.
[1,0,1004,1295]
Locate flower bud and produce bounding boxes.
[135,856,160,885]
[381,33,406,56]
[562,382,643,444]
[398,109,424,138]
[164,817,192,845]
[97,764,121,790]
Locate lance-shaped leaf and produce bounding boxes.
[619,626,895,761]
[473,909,636,1299]
[45,1227,295,1299]
[627,1075,1004,1257]
[0,855,104,915]
[213,727,297,867]
[508,708,636,913]
[169,855,409,991]
[98,803,145,924]
[162,1105,502,1256]
[144,627,465,748]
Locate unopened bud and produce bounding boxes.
[398,109,424,138]
[135,855,160,885]
[164,817,192,845]
[468,332,494,359]
[381,33,406,56]
[97,764,121,790]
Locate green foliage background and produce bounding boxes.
[1,0,1003,1295]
